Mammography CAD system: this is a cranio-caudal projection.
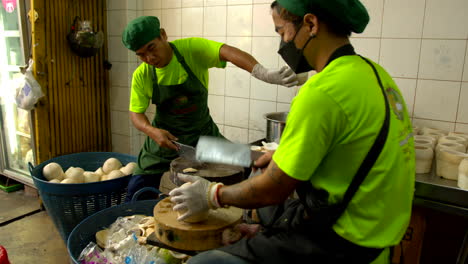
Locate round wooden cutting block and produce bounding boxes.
[170,157,245,186]
[153,197,243,251]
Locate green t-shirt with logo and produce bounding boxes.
[273,56,415,251]
[129,37,227,113]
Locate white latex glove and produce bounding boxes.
[169,174,222,221]
[251,64,298,87]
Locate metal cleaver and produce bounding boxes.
[195,136,264,167]
[172,141,197,161]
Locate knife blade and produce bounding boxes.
[196,136,265,167]
[172,141,197,161]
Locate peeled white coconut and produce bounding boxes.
[175,182,210,223]
[95,167,105,176]
[65,167,85,183]
[107,170,125,180]
[61,178,78,184]
[43,162,64,181]
[120,162,137,176]
[83,171,101,183]
[102,158,122,174]
[49,179,61,183]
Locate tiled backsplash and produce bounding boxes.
[107,0,468,155]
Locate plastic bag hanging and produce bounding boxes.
[12,59,44,110]
[67,16,104,58]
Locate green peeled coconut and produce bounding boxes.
[157,248,182,264]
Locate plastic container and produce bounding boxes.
[30,152,136,242]
[67,187,163,264]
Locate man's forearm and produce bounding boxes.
[130,112,155,135]
[219,44,259,73]
[218,161,299,209]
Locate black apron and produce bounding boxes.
[219,45,390,264]
[134,43,223,176]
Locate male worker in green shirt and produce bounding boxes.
[121,16,299,202]
[169,0,415,263]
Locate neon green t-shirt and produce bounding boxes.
[129,38,227,113]
[273,56,415,250]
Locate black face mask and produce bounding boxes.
[278,26,315,74]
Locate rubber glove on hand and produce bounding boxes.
[251,64,298,87]
[169,174,223,221]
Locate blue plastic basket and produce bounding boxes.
[30,152,137,242]
[67,187,163,264]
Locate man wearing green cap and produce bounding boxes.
[169,0,415,263]
[122,16,299,202]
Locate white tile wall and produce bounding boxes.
[111,111,131,136]
[224,126,248,143]
[112,133,131,154]
[109,62,129,87]
[250,78,277,101]
[205,0,226,6]
[455,123,468,134]
[225,67,250,98]
[464,43,468,82]
[107,0,468,155]
[381,0,424,38]
[227,5,252,36]
[162,9,182,37]
[351,38,380,63]
[162,0,181,9]
[110,87,130,112]
[204,6,227,36]
[458,82,468,123]
[224,97,249,127]
[182,0,203,8]
[226,37,252,54]
[228,0,252,5]
[248,129,265,143]
[143,9,162,18]
[249,99,276,130]
[414,80,460,122]
[357,0,383,38]
[208,95,225,124]
[252,4,276,37]
[208,68,226,95]
[276,103,290,112]
[143,0,162,10]
[380,39,421,78]
[412,118,456,132]
[423,0,468,39]
[418,40,466,81]
[252,37,280,68]
[182,8,203,37]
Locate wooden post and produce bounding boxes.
[30,0,51,163]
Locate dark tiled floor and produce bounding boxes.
[0,189,69,263]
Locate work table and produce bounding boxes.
[415,171,468,217]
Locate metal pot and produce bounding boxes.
[264,112,288,143]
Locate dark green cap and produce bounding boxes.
[276,0,369,33]
[122,16,161,51]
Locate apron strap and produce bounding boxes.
[151,43,206,105]
[170,42,205,88]
[338,56,390,212]
[297,54,391,226]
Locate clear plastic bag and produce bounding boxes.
[12,59,44,110]
[78,242,116,264]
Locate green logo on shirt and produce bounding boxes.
[385,88,404,121]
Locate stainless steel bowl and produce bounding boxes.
[264,112,288,143]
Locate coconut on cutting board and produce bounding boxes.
[151,197,242,251]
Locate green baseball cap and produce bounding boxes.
[276,0,369,33]
[122,16,161,51]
